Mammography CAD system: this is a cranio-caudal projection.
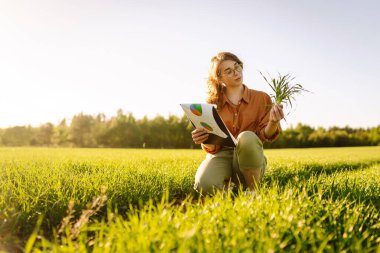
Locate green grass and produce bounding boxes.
[0,147,379,252]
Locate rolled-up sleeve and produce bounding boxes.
[257,94,282,143]
[201,144,221,154]
[261,124,281,142]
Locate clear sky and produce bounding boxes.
[1,0,379,129]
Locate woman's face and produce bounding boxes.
[218,60,243,88]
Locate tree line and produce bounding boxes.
[0,109,379,148]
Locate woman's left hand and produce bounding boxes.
[269,104,284,123]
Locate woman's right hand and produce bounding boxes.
[191,128,209,144]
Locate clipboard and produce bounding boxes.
[180,103,237,147]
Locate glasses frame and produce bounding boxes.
[220,63,243,77]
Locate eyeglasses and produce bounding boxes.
[221,63,243,77]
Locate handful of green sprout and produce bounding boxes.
[260,72,310,121]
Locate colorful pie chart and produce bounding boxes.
[190,104,202,116]
[200,121,213,131]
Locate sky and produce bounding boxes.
[1,0,379,129]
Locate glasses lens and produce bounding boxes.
[223,63,242,77]
[224,69,233,76]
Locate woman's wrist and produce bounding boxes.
[265,121,279,138]
[202,143,215,150]
[268,119,280,125]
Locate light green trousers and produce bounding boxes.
[194,131,267,195]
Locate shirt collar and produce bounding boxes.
[221,84,250,106]
[241,84,250,103]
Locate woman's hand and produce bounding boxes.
[191,128,209,144]
[265,104,283,140]
[269,104,284,123]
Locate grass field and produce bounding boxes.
[0,147,379,252]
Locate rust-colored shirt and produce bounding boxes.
[202,84,281,154]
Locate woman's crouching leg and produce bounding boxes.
[194,151,233,196]
[234,131,266,190]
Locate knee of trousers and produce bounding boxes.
[237,131,263,151]
[194,176,222,196]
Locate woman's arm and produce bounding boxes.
[264,104,284,139]
[192,128,220,153]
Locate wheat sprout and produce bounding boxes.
[260,72,310,108]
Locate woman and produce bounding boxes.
[192,52,284,195]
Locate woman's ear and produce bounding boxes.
[215,77,222,86]
[217,75,226,87]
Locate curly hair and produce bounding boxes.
[206,52,243,109]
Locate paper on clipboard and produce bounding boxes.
[180,103,237,147]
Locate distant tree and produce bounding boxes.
[0,129,3,145]
[150,115,170,148]
[93,113,109,147]
[103,109,142,148]
[53,119,70,146]
[295,123,314,147]
[1,126,33,146]
[178,114,194,148]
[159,114,193,149]
[265,125,299,148]
[69,113,97,147]
[329,129,349,147]
[138,116,151,148]
[308,127,333,147]
[33,123,54,146]
[349,128,370,146]
[368,125,380,145]
[1,110,378,148]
